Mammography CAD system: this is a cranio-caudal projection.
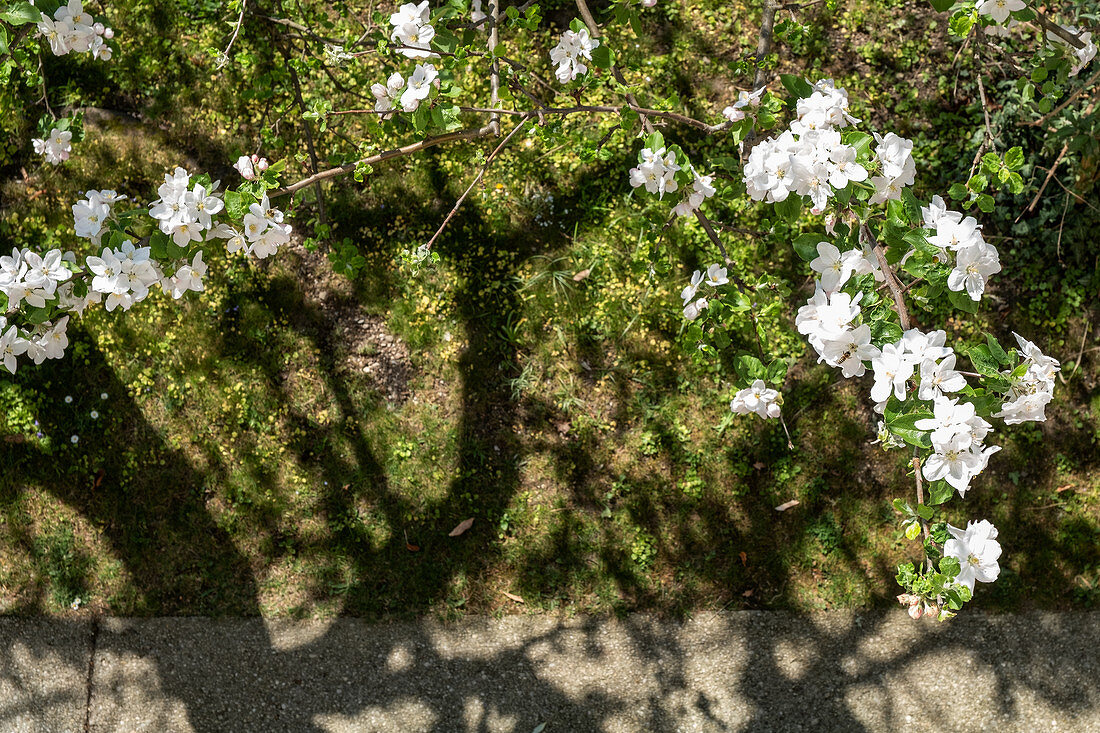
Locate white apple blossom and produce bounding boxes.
[730,379,782,419]
[918,353,967,401]
[976,0,1026,25]
[721,87,765,122]
[947,241,1001,301]
[372,72,406,115]
[390,1,436,59]
[32,128,72,165]
[820,323,879,378]
[870,341,914,403]
[944,520,1002,592]
[629,146,680,199]
[401,64,438,111]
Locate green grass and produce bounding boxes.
[0,0,1098,619]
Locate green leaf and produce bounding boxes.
[904,520,921,541]
[975,193,995,213]
[947,182,968,200]
[948,288,979,314]
[591,45,612,69]
[929,0,955,11]
[967,173,988,192]
[1004,146,1024,171]
[0,2,42,25]
[939,556,961,578]
[985,333,1010,365]
[886,411,933,449]
[916,504,934,521]
[644,130,664,152]
[779,74,814,100]
[774,194,802,223]
[735,354,766,382]
[149,231,170,261]
[967,344,1002,376]
[928,481,954,505]
[792,233,823,262]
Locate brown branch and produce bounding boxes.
[1025,142,1069,215]
[1032,10,1087,51]
[861,223,911,330]
[272,124,496,197]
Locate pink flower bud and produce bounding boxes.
[104,27,114,39]
[256,158,269,172]
[908,603,923,620]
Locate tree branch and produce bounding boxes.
[861,222,911,330]
[272,125,497,197]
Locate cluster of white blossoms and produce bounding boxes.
[0,313,70,373]
[73,189,126,245]
[744,80,921,213]
[149,167,226,247]
[916,394,998,495]
[730,379,782,419]
[389,1,436,59]
[371,64,439,115]
[31,127,73,165]
[36,0,114,60]
[86,240,163,312]
[210,194,293,260]
[922,195,1002,302]
[629,146,680,199]
[994,332,1061,424]
[721,87,764,123]
[549,28,599,83]
[795,286,877,377]
[679,263,727,321]
[671,168,716,217]
[1,247,74,312]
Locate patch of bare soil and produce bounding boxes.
[284,239,414,404]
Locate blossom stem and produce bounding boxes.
[912,451,933,570]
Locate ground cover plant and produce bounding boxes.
[0,0,1097,621]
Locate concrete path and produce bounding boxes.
[2,610,1098,732]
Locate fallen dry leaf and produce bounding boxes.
[739,551,747,566]
[742,589,754,597]
[449,518,475,536]
[91,469,105,491]
[774,500,800,512]
[501,591,525,603]
[405,542,420,552]
[572,269,590,281]
[753,462,766,470]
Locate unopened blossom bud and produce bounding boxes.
[104,27,114,39]
[256,158,269,172]
[908,603,923,620]
[94,22,104,34]
[924,602,939,618]
[897,593,912,606]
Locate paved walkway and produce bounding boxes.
[2,610,1098,732]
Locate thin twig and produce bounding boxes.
[218,0,248,68]
[283,46,327,226]
[1032,10,1087,50]
[575,0,655,134]
[1025,142,1068,215]
[424,119,529,249]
